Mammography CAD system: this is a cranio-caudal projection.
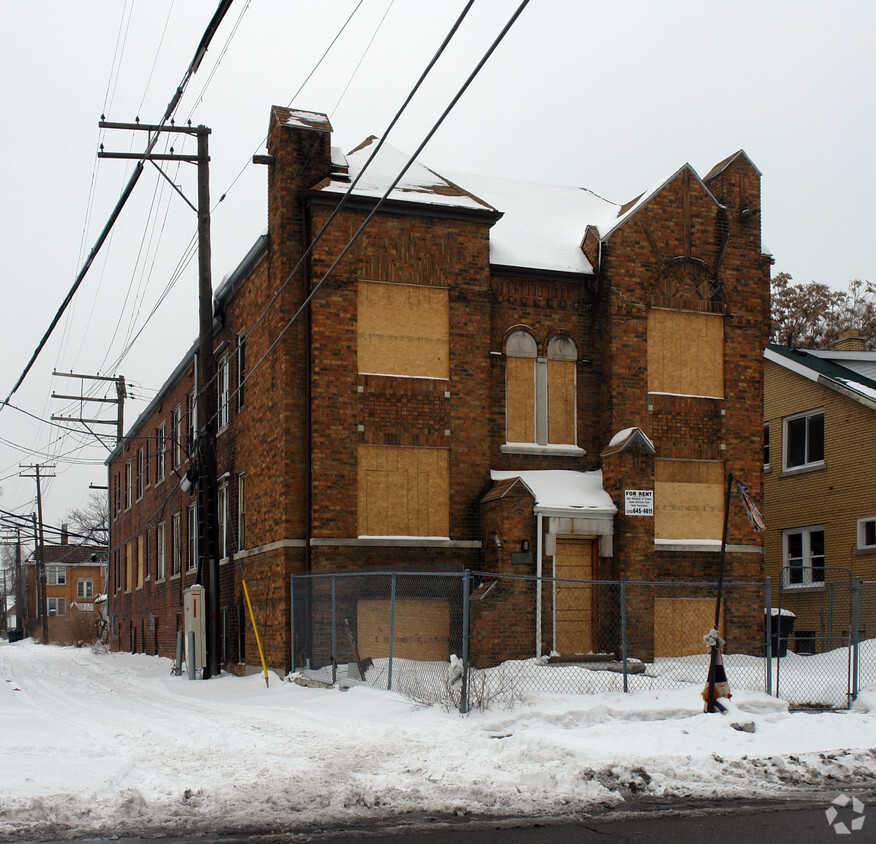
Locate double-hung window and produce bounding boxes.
[783,525,825,587]
[172,405,183,469]
[171,512,181,576]
[236,331,246,411]
[136,447,144,500]
[783,408,824,470]
[217,354,230,430]
[857,517,876,551]
[47,565,66,585]
[156,521,166,580]
[77,577,93,598]
[155,423,166,483]
[47,597,66,616]
[218,481,228,560]
[187,503,198,571]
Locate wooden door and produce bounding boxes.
[554,538,595,656]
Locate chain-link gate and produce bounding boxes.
[774,566,862,708]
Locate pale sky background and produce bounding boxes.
[0,0,872,534]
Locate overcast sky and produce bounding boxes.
[0,0,872,533]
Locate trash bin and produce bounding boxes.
[7,627,24,643]
[765,608,796,657]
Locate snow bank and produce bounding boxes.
[1,640,875,840]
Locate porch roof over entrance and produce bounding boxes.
[487,469,617,517]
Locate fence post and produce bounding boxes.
[331,575,337,685]
[388,573,396,691]
[764,577,772,695]
[620,579,628,694]
[187,631,196,681]
[461,569,470,715]
[852,577,861,703]
[290,574,295,673]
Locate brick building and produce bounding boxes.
[763,339,876,651]
[106,107,770,672]
[24,530,106,644]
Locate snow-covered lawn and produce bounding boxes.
[2,639,875,840]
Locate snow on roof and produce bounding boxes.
[319,138,496,214]
[766,344,876,410]
[490,469,617,513]
[282,108,332,133]
[442,171,619,275]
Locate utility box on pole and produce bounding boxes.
[184,585,206,671]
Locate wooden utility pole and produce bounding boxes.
[51,371,127,445]
[20,464,54,642]
[99,121,220,678]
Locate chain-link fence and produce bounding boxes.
[768,570,873,709]
[291,570,869,713]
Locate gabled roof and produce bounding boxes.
[601,426,656,457]
[766,343,876,410]
[40,543,105,565]
[596,163,722,241]
[703,149,762,181]
[486,470,617,515]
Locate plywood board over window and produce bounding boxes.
[358,280,449,378]
[506,355,535,442]
[357,599,449,661]
[547,358,575,444]
[654,460,724,540]
[358,445,449,537]
[648,308,724,398]
[654,598,724,658]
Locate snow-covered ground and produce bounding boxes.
[2,639,875,841]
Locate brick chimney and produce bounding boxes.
[61,523,68,545]
[833,331,866,351]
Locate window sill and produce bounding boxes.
[778,462,826,479]
[782,583,826,592]
[501,443,585,457]
[855,547,876,556]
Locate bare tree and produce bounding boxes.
[64,491,108,545]
[771,273,876,349]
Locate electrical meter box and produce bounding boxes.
[183,584,206,670]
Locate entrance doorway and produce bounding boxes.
[553,538,596,656]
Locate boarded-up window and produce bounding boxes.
[506,331,577,446]
[506,331,536,443]
[654,460,724,540]
[654,598,724,658]
[357,599,449,660]
[358,280,449,378]
[547,337,576,445]
[648,308,723,398]
[358,445,449,537]
[137,534,144,588]
[125,542,133,592]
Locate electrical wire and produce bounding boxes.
[2,0,236,408]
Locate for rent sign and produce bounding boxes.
[624,489,653,516]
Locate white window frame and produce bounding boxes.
[763,421,770,470]
[156,521,166,581]
[783,525,825,588]
[172,405,183,469]
[125,460,132,510]
[187,503,198,571]
[77,577,93,598]
[782,408,824,471]
[47,565,66,586]
[236,330,246,412]
[218,354,230,431]
[187,388,198,451]
[47,597,66,616]
[237,472,246,551]
[156,422,166,483]
[218,481,228,560]
[136,447,145,500]
[857,517,876,551]
[171,512,182,576]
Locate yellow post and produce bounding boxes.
[241,576,270,688]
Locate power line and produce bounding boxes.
[2,0,236,407]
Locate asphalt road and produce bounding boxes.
[51,793,874,843]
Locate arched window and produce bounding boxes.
[505,331,537,443]
[505,331,579,450]
[546,336,577,445]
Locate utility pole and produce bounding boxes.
[51,371,127,445]
[1,527,24,633]
[20,464,54,643]
[99,121,220,678]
